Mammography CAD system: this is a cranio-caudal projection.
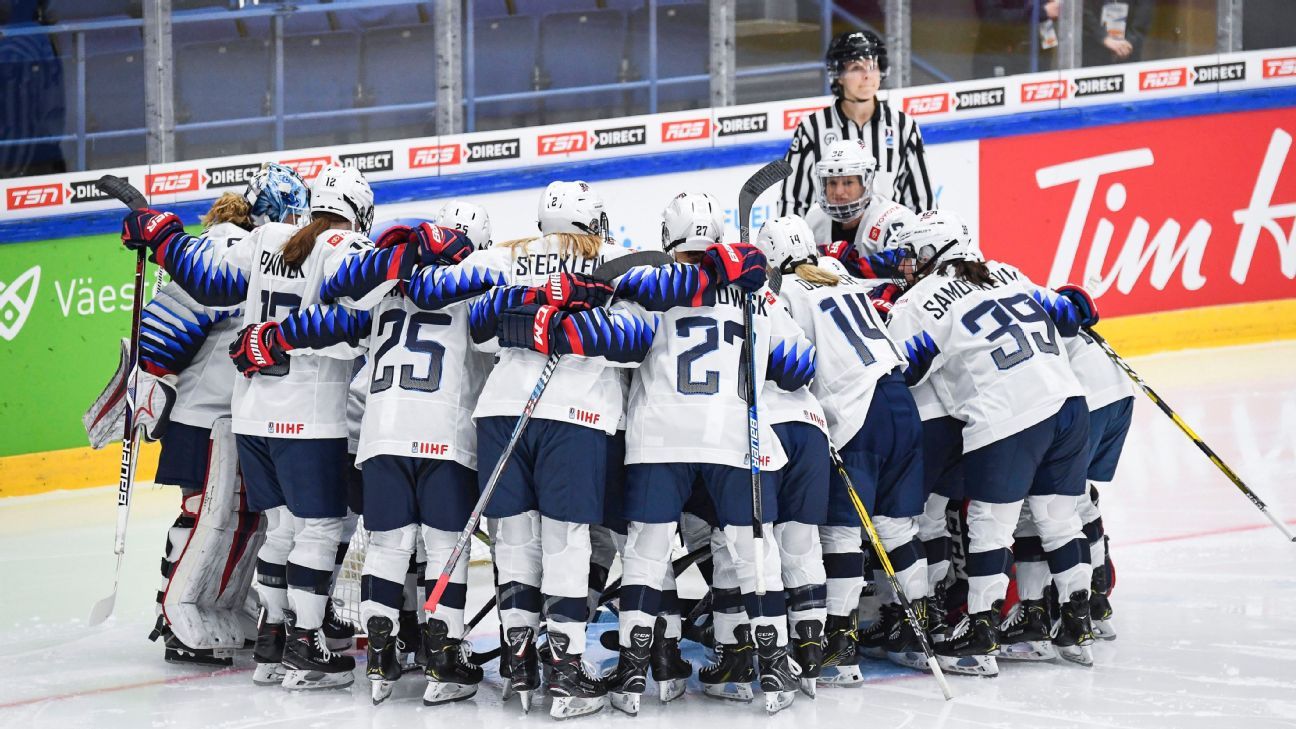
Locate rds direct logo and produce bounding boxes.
[0,265,40,341]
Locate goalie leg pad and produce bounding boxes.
[83,338,130,449]
[163,419,266,650]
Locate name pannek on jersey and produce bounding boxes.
[887,261,1085,453]
[140,221,246,429]
[446,237,640,435]
[778,257,903,446]
[620,270,816,471]
[153,221,367,439]
[806,195,918,257]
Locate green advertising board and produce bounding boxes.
[0,230,196,457]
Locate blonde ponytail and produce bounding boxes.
[794,261,841,286]
[201,192,252,230]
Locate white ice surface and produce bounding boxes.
[2,341,1295,728]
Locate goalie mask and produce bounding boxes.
[755,215,817,273]
[244,163,310,228]
[310,165,375,235]
[434,199,493,249]
[538,180,608,240]
[816,139,877,224]
[661,192,724,253]
[891,209,978,273]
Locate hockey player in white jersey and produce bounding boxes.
[885,210,1101,674]
[278,218,493,705]
[609,220,816,715]
[102,167,305,666]
[807,139,918,265]
[754,215,932,679]
[122,164,376,690]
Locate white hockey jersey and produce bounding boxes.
[620,273,816,470]
[887,261,1085,453]
[141,221,246,429]
[156,221,366,439]
[448,238,640,435]
[778,257,904,447]
[806,194,918,257]
[1065,331,1134,412]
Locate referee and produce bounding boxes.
[779,30,936,217]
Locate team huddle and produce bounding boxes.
[100,122,1132,718]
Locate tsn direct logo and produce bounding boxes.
[408,144,462,168]
[279,156,333,180]
[1021,79,1069,103]
[146,170,201,196]
[537,131,589,156]
[1263,56,1296,78]
[6,183,63,210]
[661,119,710,142]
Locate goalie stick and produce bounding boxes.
[424,250,674,613]
[738,159,792,595]
[89,175,151,626]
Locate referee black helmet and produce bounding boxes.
[826,30,889,96]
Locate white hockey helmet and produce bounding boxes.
[661,191,724,253]
[538,180,607,237]
[310,165,375,234]
[756,215,817,272]
[434,199,493,248]
[815,139,878,223]
[891,209,978,273]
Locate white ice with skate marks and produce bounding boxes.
[2,341,1296,728]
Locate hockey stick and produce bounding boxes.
[738,159,792,595]
[1085,327,1295,542]
[424,250,674,613]
[829,446,954,700]
[595,543,712,610]
[89,175,151,626]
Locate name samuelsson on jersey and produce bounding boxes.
[920,266,1021,320]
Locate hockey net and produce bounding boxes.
[332,518,493,632]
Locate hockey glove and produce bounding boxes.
[868,282,902,319]
[701,243,767,292]
[497,304,570,357]
[860,247,915,280]
[373,224,413,249]
[122,209,185,259]
[537,272,614,311]
[229,321,293,377]
[819,240,861,274]
[411,222,473,266]
[1056,284,1099,327]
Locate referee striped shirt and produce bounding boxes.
[779,98,936,217]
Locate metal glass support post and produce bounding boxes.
[75,31,86,170]
[1057,0,1083,70]
[709,0,735,107]
[435,0,463,135]
[1217,0,1243,53]
[821,0,833,94]
[273,13,285,151]
[884,0,909,88]
[648,0,659,113]
[465,0,476,133]
[143,0,175,163]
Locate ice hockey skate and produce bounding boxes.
[544,633,608,719]
[607,625,651,715]
[754,625,797,714]
[366,616,401,705]
[790,619,823,697]
[817,613,863,686]
[422,618,482,706]
[996,599,1058,661]
[281,619,356,690]
[935,612,999,677]
[1053,591,1097,667]
[699,625,755,702]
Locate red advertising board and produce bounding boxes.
[979,107,1296,318]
